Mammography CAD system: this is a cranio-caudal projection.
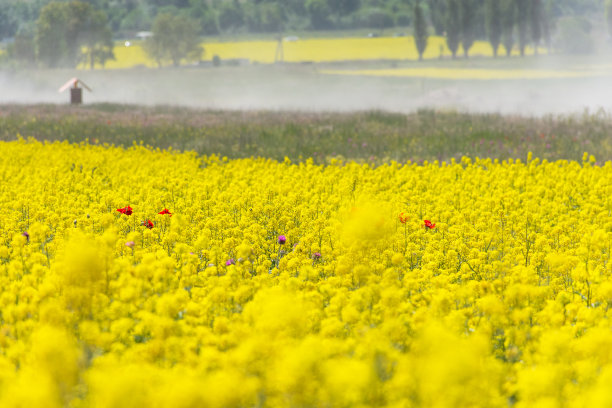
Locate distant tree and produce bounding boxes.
[255,1,285,32]
[460,0,476,58]
[36,1,114,68]
[556,16,594,54]
[413,1,428,60]
[515,0,529,56]
[0,7,18,40]
[200,8,220,35]
[306,0,332,29]
[606,0,612,39]
[354,7,395,30]
[445,0,460,58]
[36,2,70,67]
[428,0,447,35]
[65,1,99,65]
[81,10,115,69]
[119,5,153,32]
[218,0,244,32]
[530,0,542,54]
[7,30,36,67]
[143,13,203,67]
[541,0,553,51]
[328,0,361,17]
[485,0,501,57]
[501,0,515,56]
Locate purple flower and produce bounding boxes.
[312,252,322,260]
[278,235,286,245]
[226,259,235,266]
[21,232,29,242]
[125,241,135,248]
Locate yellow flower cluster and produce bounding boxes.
[0,140,611,407]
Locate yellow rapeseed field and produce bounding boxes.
[1,139,611,407]
[97,35,541,68]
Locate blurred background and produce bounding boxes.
[0,0,611,114]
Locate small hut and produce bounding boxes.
[58,78,92,105]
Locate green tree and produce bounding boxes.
[606,0,612,39]
[485,0,501,57]
[501,0,515,56]
[200,8,220,35]
[36,2,70,67]
[81,10,115,69]
[428,0,447,35]
[556,16,594,54]
[244,2,284,32]
[530,0,542,54]
[143,13,203,67]
[460,0,476,58]
[119,5,153,32]
[306,0,332,29]
[328,0,361,16]
[413,1,428,60]
[515,0,528,56]
[445,0,460,58]
[0,6,18,40]
[36,1,114,68]
[541,0,553,51]
[218,0,244,32]
[7,30,36,67]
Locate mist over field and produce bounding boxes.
[1,56,612,116]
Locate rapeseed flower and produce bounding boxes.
[0,139,610,407]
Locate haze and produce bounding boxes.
[2,54,612,116]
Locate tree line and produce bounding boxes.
[0,0,605,38]
[0,0,609,68]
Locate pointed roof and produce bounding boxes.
[58,78,92,93]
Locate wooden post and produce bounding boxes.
[70,87,82,104]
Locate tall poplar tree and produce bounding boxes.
[428,0,447,35]
[501,0,515,56]
[485,0,501,57]
[445,0,461,59]
[515,0,529,56]
[414,1,428,60]
[460,0,476,58]
[530,0,542,55]
[606,0,612,40]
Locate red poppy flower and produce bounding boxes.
[158,208,172,216]
[117,206,133,216]
[424,220,436,229]
[143,219,154,229]
[399,212,409,224]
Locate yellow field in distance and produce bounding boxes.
[96,35,542,69]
